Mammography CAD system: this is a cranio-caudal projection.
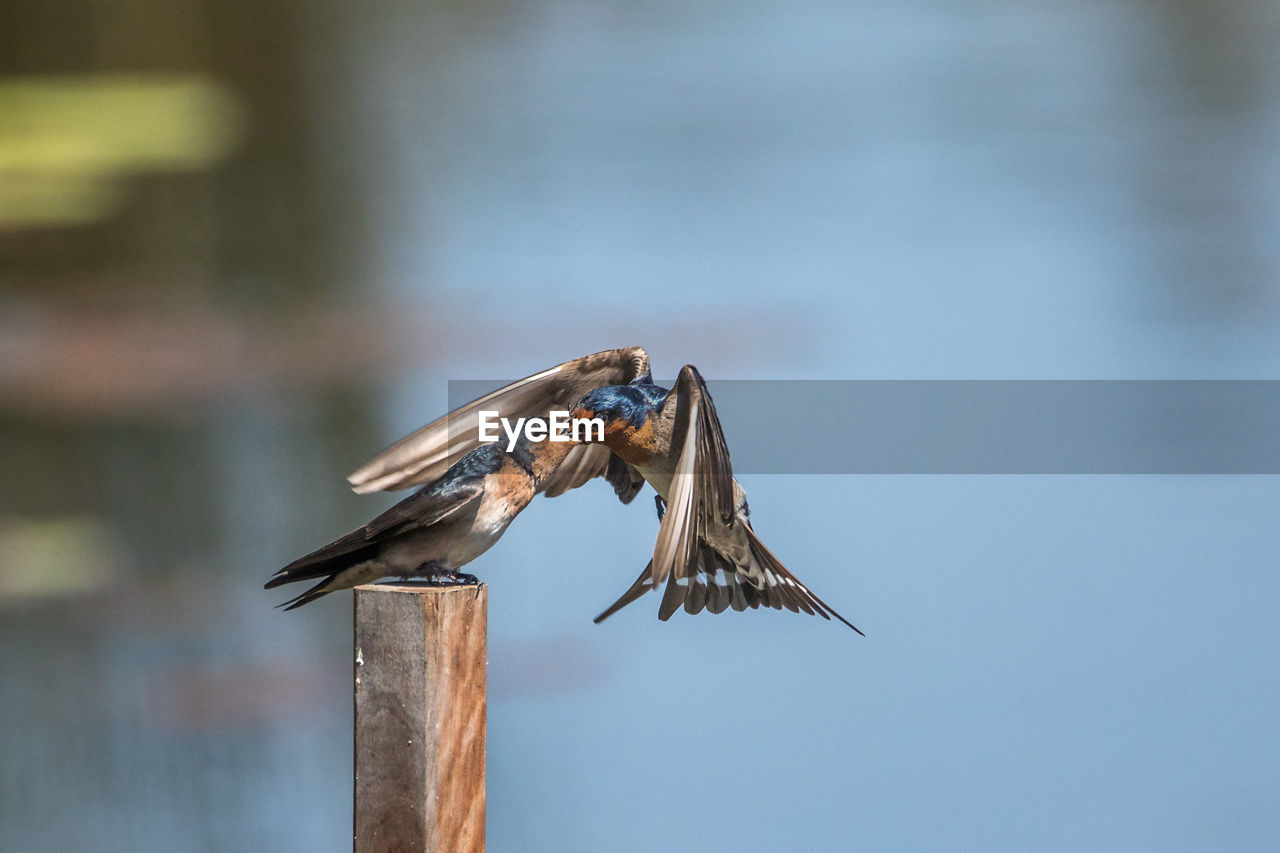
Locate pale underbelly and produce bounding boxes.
[636,460,674,501]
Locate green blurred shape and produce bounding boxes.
[0,516,119,602]
[0,73,246,227]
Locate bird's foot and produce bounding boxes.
[415,566,481,586]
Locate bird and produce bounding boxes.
[570,365,863,633]
[269,348,655,609]
[266,435,577,609]
[348,348,860,632]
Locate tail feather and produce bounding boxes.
[272,555,385,609]
[657,567,686,621]
[682,574,708,615]
[266,527,379,590]
[593,560,656,624]
[742,526,863,635]
[593,528,863,635]
[277,576,339,610]
[267,527,386,610]
[703,546,733,614]
[707,574,731,614]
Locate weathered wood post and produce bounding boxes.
[353,583,487,853]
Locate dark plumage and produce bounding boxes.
[573,385,664,432]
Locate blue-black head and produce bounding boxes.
[570,385,651,439]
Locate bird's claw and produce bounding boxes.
[410,565,482,586]
[432,568,480,586]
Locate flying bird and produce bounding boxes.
[572,365,863,633]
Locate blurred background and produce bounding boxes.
[3,0,1279,850]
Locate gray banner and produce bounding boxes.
[447,380,1280,474]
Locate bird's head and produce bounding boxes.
[570,385,650,444]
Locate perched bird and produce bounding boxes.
[571,365,863,633]
[266,436,577,609]
[272,347,655,610]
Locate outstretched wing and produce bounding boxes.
[650,365,736,601]
[348,346,650,495]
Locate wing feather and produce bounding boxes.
[348,347,649,494]
[650,380,702,601]
[538,443,610,498]
[650,365,736,614]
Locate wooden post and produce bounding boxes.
[353,583,487,853]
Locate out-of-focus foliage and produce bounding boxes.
[0,75,245,226]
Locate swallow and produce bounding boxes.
[270,347,657,609]
[570,365,862,633]
[266,434,580,609]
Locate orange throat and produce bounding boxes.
[603,417,660,466]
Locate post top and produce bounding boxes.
[355,582,486,596]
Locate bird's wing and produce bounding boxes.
[538,444,646,501]
[348,346,650,495]
[361,476,486,540]
[650,365,737,614]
